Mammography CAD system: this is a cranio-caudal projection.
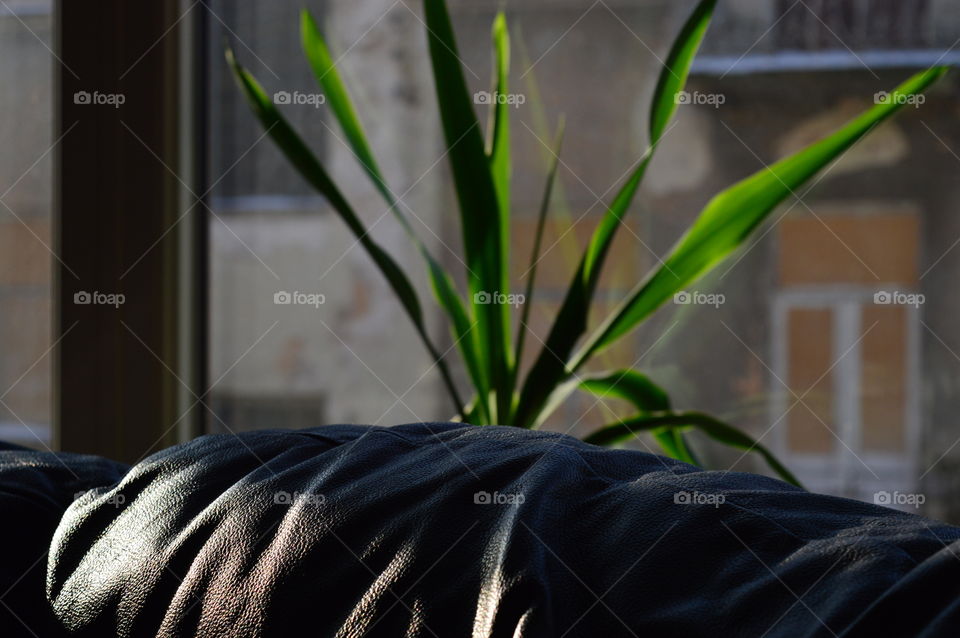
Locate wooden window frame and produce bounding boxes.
[56,0,208,461]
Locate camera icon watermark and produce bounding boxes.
[874,490,925,509]
[274,290,326,308]
[74,290,126,308]
[73,90,126,109]
[873,290,924,308]
[273,490,326,506]
[675,90,725,108]
[473,291,525,308]
[273,90,326,109]
[874,91,925,109]
[474,90,526,109]
[473,490,525,505]
[673,490,726,508]
[673,290,725,308]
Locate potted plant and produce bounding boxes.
[226,0,946,485]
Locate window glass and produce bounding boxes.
[206,0,452,432]
[0,0,54,448]
[201,0,960,521]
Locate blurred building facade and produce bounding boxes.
[205,0,960,521]
[3,0,960,521]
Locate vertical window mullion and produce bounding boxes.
[56,0,204,461]
[834,301,863,497]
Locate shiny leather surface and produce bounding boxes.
[13,423,960,636]
[0,443,128,638]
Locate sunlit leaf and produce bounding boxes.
[424,0,511,422]
[512,119,564,408]
[514,0,717,427]
[227,47,468,415]
[575,67,948,365]
[580,370,697,464]
[301,9,488,421]
[649,0,717,143]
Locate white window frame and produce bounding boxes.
[770,285,922,501]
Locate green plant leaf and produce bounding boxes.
[488,11,513,422]
[426,259,490,423]
[513,0,716,427]
[579,370,697,464]
[487,12,511,218]
[580,370,671,411]
[649,0,717,143]
[300,9,390,204]
[583,411,801,487]
[424,0,511,421]
[511,119,564,415]
[574,66,948,366]
[226,47,468,416]
[300,10,489,422]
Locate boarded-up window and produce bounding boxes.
[774,207,920,502]
[860,305,907,452]
[778,213,919,287]
[786,308,835,454]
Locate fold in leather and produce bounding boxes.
[44,423,960,637]
[0,443,128,638]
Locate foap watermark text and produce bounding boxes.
[74,90,125,108]
[274,490,326,506]
[474,490,525,505]
[74,291,125,308]
[674,291,725,308]
[674,490,726,508]
[74,490,126,508]
[274,91,326,108]
[474,291,525,308]
[274,291,326,308]
[675,90,725,108]
[874,91,925,108]
[874,290,924,308]
[474,91,526,108]
[874,491,925,509]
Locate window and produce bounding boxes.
[205,0,334,435]
[772,210,921,503]
[774,0,931,51]
[693,0,958,74]
[8,0,951,521]
[0,0,54,449]
[204,0,454,432]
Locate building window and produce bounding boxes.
[771,209,921,503]
[775,0,931,51]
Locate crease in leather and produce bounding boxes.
[39,423,960,637]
